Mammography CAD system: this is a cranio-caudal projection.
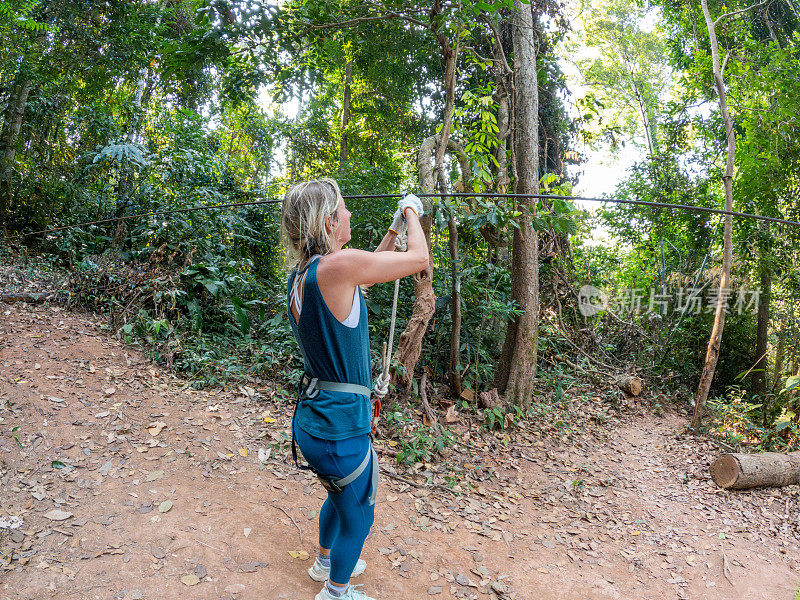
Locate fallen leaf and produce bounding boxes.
[158,500,173,513]
[225,584,245,594]
[0,516,23,529]
[257,448,271,463]
[240,561,266,573]
[243,528,251,538]
[147,421,167,436]
[428,585,443,595]
[145,470,164,482]
[43,510,73,521]
[104,387,116,396]
[181,574,200,586]
[288,550,310,560]
[263,417,276,424]
[238,448,249,457]
[444,405,459,424]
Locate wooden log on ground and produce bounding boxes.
[1,292,52,304]
[710,452,800,489]
[614,374,643,396]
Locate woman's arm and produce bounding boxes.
[374,229,398,253]
[320,209,429,287]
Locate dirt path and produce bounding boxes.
[1,303,798,600]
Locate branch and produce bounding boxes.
[714,0,771,26]
[461,45,493,64]
[300,12,428,36]
[484,16,512,76]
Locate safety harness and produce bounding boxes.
[291,375,379,505]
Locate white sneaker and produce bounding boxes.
[308,557,367,582]
[314,583,376,600]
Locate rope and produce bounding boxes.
[383,279,400,383]
[372,234,405,433]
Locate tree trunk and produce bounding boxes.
[752,268,771,396]
[492,39,511,194]
[771,333,785,393]
[710,452,800,489]
[494,0,540,406]
[0,78,32,230]
[693,0,736,428]
[393,136,438,390]
[394,15,460,391]
[447,214,462,396]
[395,134,471,391]
[338,59,353,178]
[114,72,152,246]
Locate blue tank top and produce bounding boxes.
[287,258,372,440]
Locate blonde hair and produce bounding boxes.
[281,177,342,271]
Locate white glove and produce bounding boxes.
[399,193,424,219]
[373,372,390,399]
[389,208,406,235]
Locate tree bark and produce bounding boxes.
[395,134,470,391]
[0,78,33,230]
[493,1,540,406]
[752,268,771,396]
[710,452,800,489]
[338,59,353,178]
[693,0,736,428]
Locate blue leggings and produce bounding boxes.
[293,425,376,584]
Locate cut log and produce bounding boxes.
[710,452,800,489]
[614,375,643,396]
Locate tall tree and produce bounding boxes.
[493,0,540,405]
[693,0,736,428]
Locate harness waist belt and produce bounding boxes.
[303,375,372,399]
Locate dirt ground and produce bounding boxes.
[1,303,798,600]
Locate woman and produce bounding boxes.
[281,178,427,600]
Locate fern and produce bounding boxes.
[92,143,150,169]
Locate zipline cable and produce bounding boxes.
[346,193,800,229]
[19,199,284,238]
[14,192,800,239]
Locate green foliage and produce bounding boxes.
[708,387,799,452]
[482,405,522,431]
[385,410,457,465]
